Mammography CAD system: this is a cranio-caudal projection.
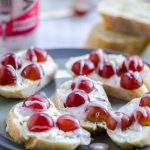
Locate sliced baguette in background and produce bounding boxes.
[98,0,150,37]
[85,24,149,54]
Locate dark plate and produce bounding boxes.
[0,48,149,150]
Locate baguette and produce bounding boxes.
[6,95,91,150]
[85,24,148,54]
[53,76,112,132]
[0,49,57,98]
[106,97,150,149]
[98,0,150,37]
[66,49,150,101]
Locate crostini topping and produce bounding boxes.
[71,59,95,76]
[120,71,143,90]
[106,112,133,131]
[0,65,17,86]
[140,92,150,107]
[71,76,94,93]
[85,105,110,123]
[65,90,90,107]
[27,113,54,132]
[26,48,48,62]
[97,61,119,79]
[121,56,144,72]
[21,64,44,81]
[56,114,80,132]
[1,52,22,69]
[89,49,108,67]
[22,94,50,112]
[133,106,150,126]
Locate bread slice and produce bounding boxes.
[98,0,150,37]
[6,97,91,150]
[85,24,148,54]
[66,53,150,101]
[106,98,150,149]
[0,51,57,98]
[52,76,112,132]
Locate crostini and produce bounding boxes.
[0,48,57,98]
[53,75,112,132]
[106,92,150,149]
[6,94,91,150]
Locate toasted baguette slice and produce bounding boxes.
[85,24,148,54]
[0,50,57,98]
[53,76,112,132]
[6,96,91,150]
[66,52,150,101]
[98,0,150,37]
[107,98,150,149]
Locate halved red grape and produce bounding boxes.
[27,113,54,132]
[140,92,150,107]
[121,56,144,72]
[71,59,95,75]
[106,112,133,131]
[21,64,44,81]
[0,65,17,86]
[120,71,143,90]
[65,90,90,107]
[1,52,22,69]
[22,94,50,112]
[56,114,80,132]
[26,48,47,62]
[71,76,94,93]
[97,61,119,79]
[134,107,150,126]
[89,49,108,67]
[85,105,110,122]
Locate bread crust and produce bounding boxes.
[25,137,79,150]
[103,84,148,101]
[6,102,91,150]
[6,107,24,144]
[85,24,148,54]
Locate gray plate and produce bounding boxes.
[0,49,149,150]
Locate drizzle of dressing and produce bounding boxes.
[35,63,45,78]
[124,56,142,71]
[132,71,141,80]
[24,100,48,111]
[141,92,150,99]
[130,107,147,132]
[96,49,107,64]
[80,59,85,75]
[72,75,93,90]
[30,49,37,62]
